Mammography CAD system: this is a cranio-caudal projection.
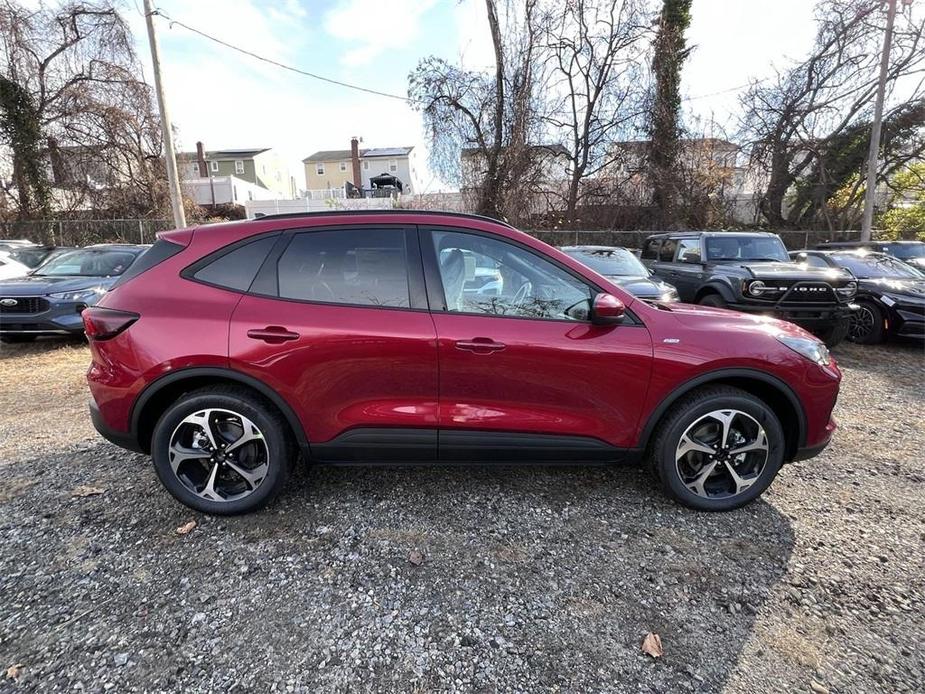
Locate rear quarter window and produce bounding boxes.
[190,235,278,292]
[641,238,661,260]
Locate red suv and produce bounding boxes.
[85,212,840,514]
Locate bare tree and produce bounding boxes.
[740,0,925,229]
[541,0,651,225]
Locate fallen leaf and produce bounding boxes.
[6,663,23,680]
[641,632,663,658]
[408,550,424,566]
[175,520,197,535]
[71,485,105,498]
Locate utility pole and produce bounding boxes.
[143,0,186,229]
[860,0,906,242]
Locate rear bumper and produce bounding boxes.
[89,398,144,454]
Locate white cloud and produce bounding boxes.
[323,0,437,67]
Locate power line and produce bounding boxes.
[152,8,419,104]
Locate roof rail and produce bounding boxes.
[249,209,517,230]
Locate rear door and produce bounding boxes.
[421,227,653,460]
[228,225,439,461]
[669,238,704,302]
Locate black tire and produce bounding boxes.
[697,293,728,309]
[848,301,885,345]
[150,385,295,515]
[1,335,36,344]
[648,385,785,512]
[814,316,850,348]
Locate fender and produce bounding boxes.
[695,278,738,303]
[130,366,310,451]
[637,367,807,455]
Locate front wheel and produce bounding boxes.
[151,386,295,515]
[848,301,885,345]
[648,386,785,511]
[697,293,727,309]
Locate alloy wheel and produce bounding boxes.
[168,408,269,503]
[675,409,769,499]
[849,305,876,341]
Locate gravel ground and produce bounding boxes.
[0,338,923,693]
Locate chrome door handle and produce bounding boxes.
[455,338,506,354]
[246,326,300,343]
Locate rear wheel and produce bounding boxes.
[648,386,785,511]
[151,386,295,515]
[697,293,727,309]
[848,301,885,345]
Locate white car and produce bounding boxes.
[0,252,31,280]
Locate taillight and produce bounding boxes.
[82,307,139,340]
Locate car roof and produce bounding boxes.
[250,209,517,230]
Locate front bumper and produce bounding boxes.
[727,300,853,327]
[89,398,144,453]
[0,297,88,335]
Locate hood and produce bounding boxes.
[904,257,925,270]
[604,274,671,299]
[860,277,925,297]
[0,274,116,296]
[720,260,849,282]
[654,301,814,340]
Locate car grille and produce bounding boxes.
[0,297,49,314]
[780,282,835,303]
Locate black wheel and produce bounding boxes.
[848,301,885,345]
[1,335,36,344]
[151,386,295,515]
[697,293,728,309]
[812,316,850,348]
[648,386,785,511]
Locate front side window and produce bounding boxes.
[659,239,677,262]
[705,235,789,262]
[431,230,592,321]
[277,229,410,308]
[234,160,245,175]
[676,239,701,263]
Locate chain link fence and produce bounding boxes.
[527,229,866,250]
[0,219,173,247]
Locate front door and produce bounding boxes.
[421,227,653,461]
[229,225,439,461]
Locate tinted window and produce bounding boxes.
[705,235,789,262]
[432,230,592,321]
[884,242,925,260]
[659,239,677,262]
[641,238,661,260]
[193,235,277,291]
[676,239,701,262]
[831,253,924,279]
[33,249,140,277]
[800,254,829,269]
[277,229,410,308]
[562,248,648,276]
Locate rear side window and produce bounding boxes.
[277,229,410,308]
[659,239,678,262]
[193,235,277,292]
[111,241,179,288]
[641,238,660,260]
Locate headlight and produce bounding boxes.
[48,287,106,302]
[659,286,679,302]
[835,281,857,299]
[744,280,784,297]
[776,334,831,366]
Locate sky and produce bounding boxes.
[127,0,822,193]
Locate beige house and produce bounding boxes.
[303,139,420,195]
[179,147,295,198]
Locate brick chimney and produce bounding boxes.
[350,136,362,188]
[196,141,208,177]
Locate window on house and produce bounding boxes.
[234,160,245,175]
[389,160,398,172]
[339,161,347,172]
[363,161,369,170]
[210,161,218,173]
[316,162,325,175]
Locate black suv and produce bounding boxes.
[641,232,857,346]
[815,240,925,272]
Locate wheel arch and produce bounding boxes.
[694,280,736,303]
[639,368,806,461]
[131,367,309,455]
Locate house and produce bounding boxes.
[302,139,420,196]
[460,144,570,183]
[178,146,295,198]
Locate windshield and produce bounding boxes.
[7,247,52,269]
[832,253,925,279]
[883,242,925,260]
[33,249,138,277]
[704,236,790,262]
[563,248,648,276]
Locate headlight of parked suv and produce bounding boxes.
[658,284,679,302]
[744,280,785,297]
[48,287,107,303]
[776,334,831,366]
[835,281,857,299]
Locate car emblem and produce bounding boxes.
[0,298,17,307]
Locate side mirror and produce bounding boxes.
[591,292,625,325]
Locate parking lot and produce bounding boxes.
[0,339,922,693]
